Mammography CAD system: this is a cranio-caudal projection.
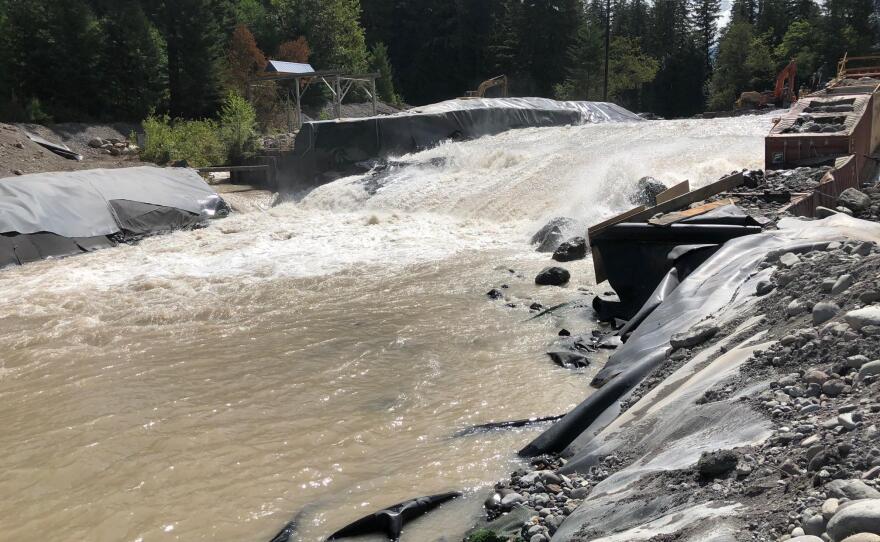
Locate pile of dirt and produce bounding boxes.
[0,122,143,178]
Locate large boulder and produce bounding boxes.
[552,236,588,262]
[844,306,880,331]
[826,499,880,541]
[838,188,872,213]
[531,218,575,253]
[535,267,570,286]
[629,176,667,207]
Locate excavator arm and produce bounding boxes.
[774,59,798,104]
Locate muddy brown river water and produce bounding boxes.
[0,117,772,541]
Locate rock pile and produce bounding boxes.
[482,455,592,542]
[87,136,138,156]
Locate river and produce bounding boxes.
[0,115,772,541]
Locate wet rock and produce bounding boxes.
[484,492,502,510]
[845,307,880,331]
[814,302,841,325]
[500,492,525,509]
[629,176,667,206]
[670,324,719,349]
[697,449,738,478]
[88,137,106,148]
[535,267,570,286]
[487,289,504,300]
[546,351,589,369]
[552,237,588,262]
[826,499,880,541]
[532,218,574,253]
[839,188,872,213]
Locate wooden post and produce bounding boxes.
[334,75,342,119]
[371,76,378,116]
[294,77,303,130]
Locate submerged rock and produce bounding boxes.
[535,267,570,286]
[552,236,588,262]
[531,218,575,253]
[547,351,590,369]
[629,176,667,207]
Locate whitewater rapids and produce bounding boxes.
[0,115,773,541]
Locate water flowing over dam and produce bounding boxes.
[0,115,774,541]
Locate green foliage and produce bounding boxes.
[219,92,258,162]
[141,115,226,168]
[776,20,820,77]
[369,42,400,105]
[466,529,505,542]
[708,21,756,110]
[608,37,660,101]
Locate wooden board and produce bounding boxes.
[587,205,646,239]
[656,180,690,205]
[647,199,736,226]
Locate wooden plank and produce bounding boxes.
[655,180,690,205]
[647,198,736,226]
[622,172,744,225]
[587,205,646,239]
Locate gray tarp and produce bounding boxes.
[0,166,221,238]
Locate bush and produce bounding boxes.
[466,529,505,542]
[219,91,258,162]
[141,114,225,168]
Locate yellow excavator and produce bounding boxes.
[464,75,509,99]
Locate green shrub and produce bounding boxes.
[172,119,225,167]
[140,93,259,168]
[141,114,225,168]
[466,529,505,542]
[141,114,174,164]
[219,91,258,162]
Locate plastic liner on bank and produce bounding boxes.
[278,98,642,192]
[520,214,880,540]
[0,166,226,268]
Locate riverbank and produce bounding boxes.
[467,174,880,542]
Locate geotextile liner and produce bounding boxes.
[282,98,642,192]
[0,166,225,267]
[518,214,880,540]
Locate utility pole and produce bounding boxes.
[603,0,611,101]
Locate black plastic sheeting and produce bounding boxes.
[520,214,876,461]
[591,206,763,321]
[279,98,642,193]
[0,166,225,268]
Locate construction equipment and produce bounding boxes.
[736,59,798,109]
[464,75,508,99]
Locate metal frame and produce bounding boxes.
[247,70,380,131]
